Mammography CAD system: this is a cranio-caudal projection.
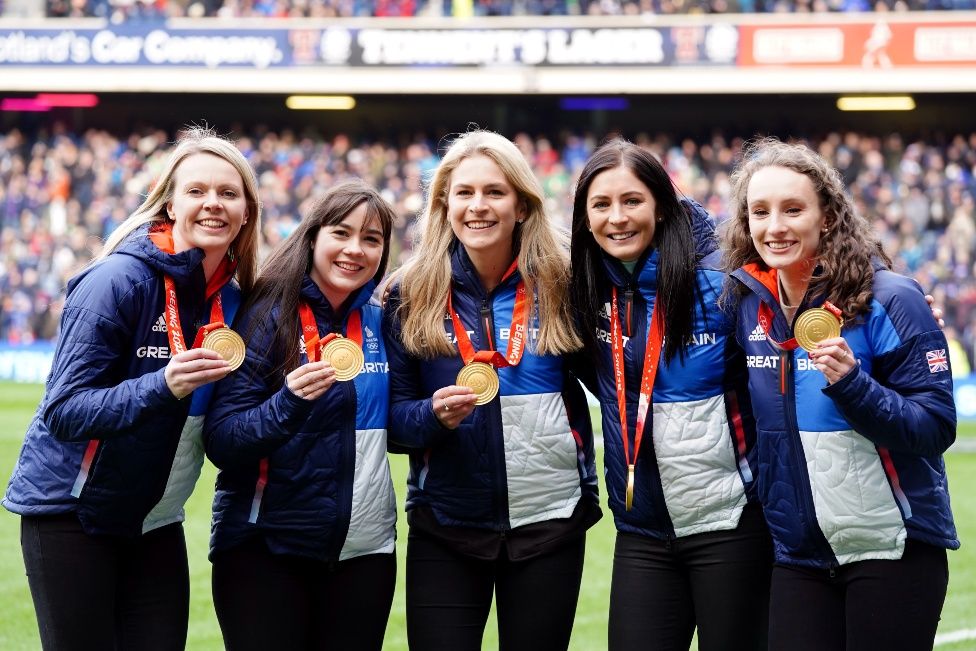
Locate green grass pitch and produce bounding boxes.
[0,382,974,650]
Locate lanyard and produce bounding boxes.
[150,222,233,355]
[757,300,843,352]
[610,286,664,510]
[298,303,362,363]
[447,260,529,369]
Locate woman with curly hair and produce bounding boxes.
[722,138,957,650]
[383,130,601,650]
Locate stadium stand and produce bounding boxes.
[39,0,976,17]
[1,125,974,370]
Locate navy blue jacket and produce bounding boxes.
[3,226,239,537]
[384,245,599,533]
[205,278,395,562]
[730,262,958,568]
[585,248,758,540]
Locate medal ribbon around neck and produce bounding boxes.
[150,222,238,359]
[298,303,363,363]
[447,259,530,370]
[610,286,664,512]
[299,302,364,382]
[757,300,843,352]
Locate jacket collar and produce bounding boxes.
[299,274,376,329]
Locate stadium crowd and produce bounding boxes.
[41,0,976,19]
[1,124,974,372]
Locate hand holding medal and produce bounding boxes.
[431,385,478,429]
[807,336,856,385]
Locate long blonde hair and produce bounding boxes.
[396,130,581,358]
[98,126,262,294]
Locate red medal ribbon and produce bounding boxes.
[448,259,529,369]
[150,222,234,355]
[610,286,665,491]
[757,300,843,352]
[299,302,363,363]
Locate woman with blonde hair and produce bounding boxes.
[723,138,957,650]
[3,126,260,650]
[384,130,601,650]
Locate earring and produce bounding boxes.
[517,218,524,224]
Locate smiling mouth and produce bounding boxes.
[466,221,496,230]
[766,241,795,250]
[334,261,364,272]
[609,232,637,241]
[198,219,227,230]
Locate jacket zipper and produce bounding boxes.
[480,293,511,531]
[781,348,838,570]
[626,281,675,539]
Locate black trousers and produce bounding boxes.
[406,529,587,651]
[769,539,949,651]
[609,502,773,651]
[211,536,396,651]
[21,513,189,651]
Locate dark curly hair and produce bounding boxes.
[721,138,891,321]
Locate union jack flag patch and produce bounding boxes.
[926,349,949,373]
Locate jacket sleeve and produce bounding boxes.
[42,278,179,443]
[823,291,956,457]
[204,308,316,469]
[382,289,455,450]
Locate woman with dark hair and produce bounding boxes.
[384,130,601,651]
[204,180,398,651]
[3,127,261,650]
[723,138,956,650]
[570,139,771,651]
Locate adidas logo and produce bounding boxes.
[152,314,167,333]
[748,324,766,342]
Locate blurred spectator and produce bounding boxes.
[2,124,975,373]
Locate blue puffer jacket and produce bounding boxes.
[3,226,240,537]
[205,278,395,563]
[729,262,958,568]
[383,245,598,531]
[586,247,758,540]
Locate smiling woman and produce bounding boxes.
[1,126,261,651]
[202,180,399,651]
[383,129,600,651]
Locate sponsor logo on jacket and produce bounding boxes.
[151,313,167,332]
[748,324,766,342]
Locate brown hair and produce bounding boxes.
[722,138,891,320]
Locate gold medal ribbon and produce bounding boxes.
[149,221,238,357]
[610,287,665,512]
[448,260,529,369]
[299,302,364,381]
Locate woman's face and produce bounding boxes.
[167,153,247,258]
[446,154,524,262]
[586,165,657,262]
[746,165,827,278]
[310,201,385,311]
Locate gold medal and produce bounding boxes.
[321,337,364,382]
[456,362,499,406]
[201,327,246,371]
[625,463,635,511]
[793,307,843,353]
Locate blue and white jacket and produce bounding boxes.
[3,226,239,537]
[729,262,958,568]
[383,245,599,532]
[205,278,395,563]
[585,248,758,540]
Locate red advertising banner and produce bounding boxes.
[738,21,976,68]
